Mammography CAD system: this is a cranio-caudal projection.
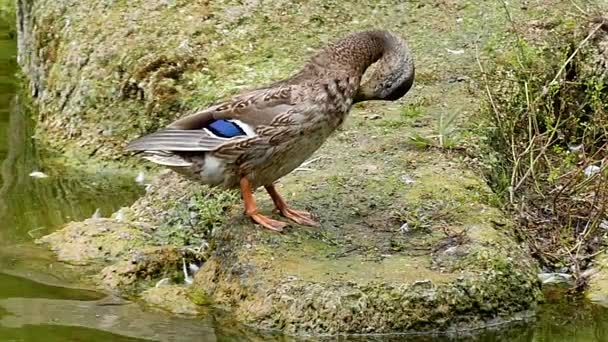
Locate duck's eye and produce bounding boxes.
[385,81,393,88]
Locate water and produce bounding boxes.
[1,16,608,342]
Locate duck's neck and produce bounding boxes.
[310,31,388,74]
[289,31,414,102]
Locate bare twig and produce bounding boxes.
[475,44,502,134]
[545,23,603,91]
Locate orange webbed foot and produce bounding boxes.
[240,177,286,232]
[278,207,319,227]
[248,212,288,232]
[265,184,319,227]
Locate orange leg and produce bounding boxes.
[265,184,319,227]
[240,177,287,232]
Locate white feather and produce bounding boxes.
[202,127,232,140]
[29,171,49,178]
[143,151,193,166]
[183,258,193,285]
[135,171,145,184]
[200,154,225,185]
[229,119,256,137]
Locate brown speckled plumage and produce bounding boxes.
[126,30,415,231]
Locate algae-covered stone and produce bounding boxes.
[189,156,541,334]
[586,253,608,306]
[36,218,151,265]
[98,246,184,291]
[141,285,201,315]
[37,216,205,295]
[160,131,543,334]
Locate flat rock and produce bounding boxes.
[141,286,201,315]
[190,154,541,335]
[36,218,150,265]
[586,253,608,306]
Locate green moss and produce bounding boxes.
[141,286,201,315]
[191,219,540,335]
[37,218,151,266]
[153,187,239,248]
[0,0,15,33]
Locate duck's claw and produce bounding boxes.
[265,184,319,227]
[241,177,286,232]
[249,213,288,232]
[278,208,319,227]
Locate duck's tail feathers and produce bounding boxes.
[141,150,193,167]
[126,129,226,152]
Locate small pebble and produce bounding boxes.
[188,263,200,275]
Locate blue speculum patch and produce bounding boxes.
[207,119,246,138]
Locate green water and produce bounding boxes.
[1,15,608,342]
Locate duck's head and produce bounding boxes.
[353,31,415,103]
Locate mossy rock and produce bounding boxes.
[141,285,201,315]
[98,246,184,292]
[17,0,521,161]
[36,218,151,266]
[36,217,202,295]
[586,253,608,306]
[187,154,541,335]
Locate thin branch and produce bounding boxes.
[545,23,603,91]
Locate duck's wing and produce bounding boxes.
[170,85,300,129]
[125,85,300,153]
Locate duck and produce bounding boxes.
[126,30,415,232]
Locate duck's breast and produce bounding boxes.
[242,118,337,187]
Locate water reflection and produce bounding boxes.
[0,98,145,243]
[0,14,173,342]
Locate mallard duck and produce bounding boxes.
[126,30,415,232]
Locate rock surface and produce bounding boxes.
[189,162,541,334]
[586,253,608,306]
